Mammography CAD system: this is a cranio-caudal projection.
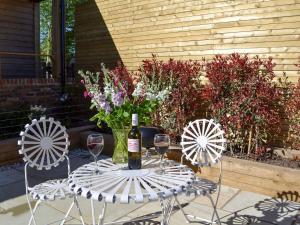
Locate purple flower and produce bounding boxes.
[101,101,112,113]
[98,93,106,102]
[112,91,124,107]
[94,93,112,114]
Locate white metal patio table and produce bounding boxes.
[68,158,195,225]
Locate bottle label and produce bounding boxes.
[128,139,140,152]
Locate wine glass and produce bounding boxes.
[87,134,104,173]
[154,134,170,174]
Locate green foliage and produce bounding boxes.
[90,99,158,129]
[40,0,87,61]
[79,63,170,130]
[40,0,52,62]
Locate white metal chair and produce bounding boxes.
[175,119,226,225]
[18,117,85,225]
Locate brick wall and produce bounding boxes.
[0,78,86,109]
[0,78,61,108]
[0,77,91,140]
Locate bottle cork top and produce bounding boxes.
[132,114,138,126]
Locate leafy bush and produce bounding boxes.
[203,53,282,155]
[139,55,204,140]
[284,63,300,150]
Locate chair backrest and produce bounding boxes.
[18,117,70,170]
[181,119,226,166]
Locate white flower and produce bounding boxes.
[145,92,156,101]
[104,85,112,98]
[132,81,144,97]
[30,105,46,113]
[156,89,170,102]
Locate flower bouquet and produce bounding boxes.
[79,63,170,163]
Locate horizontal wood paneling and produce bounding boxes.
[75,1,121,71]
[0,0,36,78]
[76,0,300,82]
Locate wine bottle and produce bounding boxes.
[128,114,142,169]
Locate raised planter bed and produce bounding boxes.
[167,149,300,202]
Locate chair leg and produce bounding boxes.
[26,193,38,225]
[207,194,221,225]
[59,200,75,225]
[174,196,191,223]
[74,197,85,225]
[28,199,41,225]
[175,194,221,225]
[91,199,96,225]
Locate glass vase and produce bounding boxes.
[112,128,130,164]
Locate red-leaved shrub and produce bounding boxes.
[139,55,204,139]
[285,63,300,150]
[203,53,281,154]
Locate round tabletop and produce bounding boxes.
[69,158,195,204]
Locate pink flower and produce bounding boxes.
[80,79,85,84]
[84,91,89,98]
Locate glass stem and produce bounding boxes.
[160,155,164,172]
[94,156,98,170]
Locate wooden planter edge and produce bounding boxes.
[166,149,300,202]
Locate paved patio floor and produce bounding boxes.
[0,149,299,225]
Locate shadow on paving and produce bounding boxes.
[124,220,161,225]
[123,203,189,225]
[224,191,300,225]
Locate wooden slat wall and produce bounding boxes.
[75,1,121,71]
[76,0,300,82]
[0,0,36,78]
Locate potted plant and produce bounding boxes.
[79,63,170,163]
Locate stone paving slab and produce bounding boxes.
[45,197,147,225]
[192,185,240,209]
[0,169,24,187]
[169,203,230,225]
[0,149,94,202]
[0,150,299,225]
[118,199,231,225]
[221,213,277,225]
[220,191,300,225]
[1,190,299,225]
[0,196,76,225]
[222,190,270,213]
[0,181,26,202]
[65,219,83,225]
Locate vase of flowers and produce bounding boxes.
[111,128,130,163]
[79,63,170,163]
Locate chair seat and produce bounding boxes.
[186,177,217,196]
[29,179,73,201]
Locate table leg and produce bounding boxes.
[97,202,107,225]
[159,196,175,225]
[91,199,96,225]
